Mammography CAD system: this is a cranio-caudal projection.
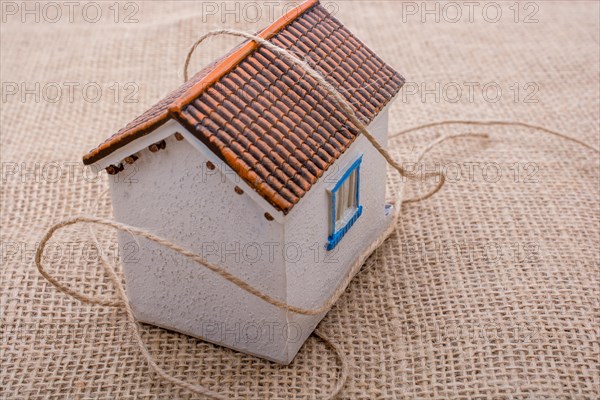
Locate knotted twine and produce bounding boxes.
[35,29,599,399]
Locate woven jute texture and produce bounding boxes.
[1,1,599,398]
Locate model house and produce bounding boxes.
[83,0,404,364]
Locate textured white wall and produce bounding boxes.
[110,129,290,362]
[282,107,395,358]
[109,104,396,364]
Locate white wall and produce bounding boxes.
[110,127,292,363]
[108,104,397,364]
[282,107,395,358]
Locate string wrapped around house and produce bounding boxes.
[35,0,599,398]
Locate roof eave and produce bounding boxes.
[82,0,320,166]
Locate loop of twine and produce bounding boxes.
[39,214,350,400]
[33,133,466,399]
[36,28,599,399]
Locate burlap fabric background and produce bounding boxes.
[1,1,599,398]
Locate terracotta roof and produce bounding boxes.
[83,0,404,214]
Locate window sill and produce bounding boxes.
[326,205,363,251]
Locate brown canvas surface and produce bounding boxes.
[1,1,598,399]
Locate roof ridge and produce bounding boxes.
[169,0,319,115]
[82,1,406,213]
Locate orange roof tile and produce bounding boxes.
[83,0,404,214]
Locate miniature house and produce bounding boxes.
[83,0,404,364]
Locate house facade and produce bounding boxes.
[83,0,404,364]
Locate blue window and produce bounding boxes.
[327,156,363,251]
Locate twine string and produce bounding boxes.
[391,120,599,153]
[43,188,351,400]
[34,129,467,398]
[36,28,599,399]
[183,29,449,202]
